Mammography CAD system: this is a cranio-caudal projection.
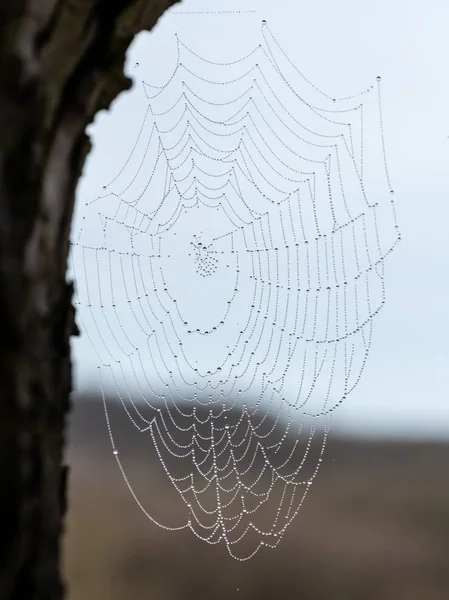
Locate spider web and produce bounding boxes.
[70,20,400,560]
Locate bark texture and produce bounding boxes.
[0,1,178,598]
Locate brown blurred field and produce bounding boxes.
[64,395,449,600]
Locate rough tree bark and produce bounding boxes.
[0,1,178,598]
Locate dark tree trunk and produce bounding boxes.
[0,1,177,598]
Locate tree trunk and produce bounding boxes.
[0,1,177,598]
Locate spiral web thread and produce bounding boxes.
[71,21,400,560]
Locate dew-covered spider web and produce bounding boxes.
[70,19,400,560]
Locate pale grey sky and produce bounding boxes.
[71,0,449,439]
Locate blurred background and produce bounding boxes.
[65,0,449,598]
[65,393,449,600]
